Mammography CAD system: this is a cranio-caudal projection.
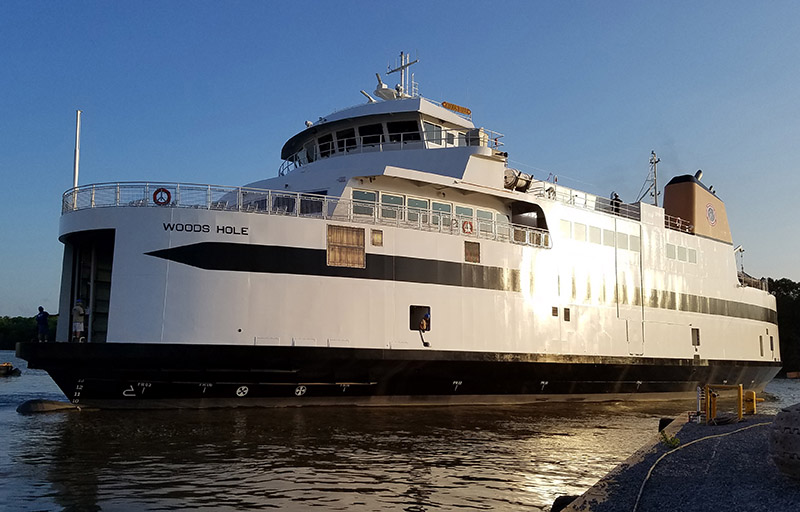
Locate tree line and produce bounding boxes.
[1,279,799,374]
[0,314,58,349]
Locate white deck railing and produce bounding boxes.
[63,182,551,249]
[527,182,694,233]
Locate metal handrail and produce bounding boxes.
[664,214,694,234]
[529,182,642,221]
[62,183,551,249]
[738,272,768,291]
[529,181,693,233]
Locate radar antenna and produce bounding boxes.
[387,51,419,98]
[636,150,661,206]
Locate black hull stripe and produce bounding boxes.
[146,243,777,323]
[17,342,780,408]
[147,242,521,291]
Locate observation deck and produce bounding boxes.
[63,182,551,249]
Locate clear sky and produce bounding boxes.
[1,1,798,316]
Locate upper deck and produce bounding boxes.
[278,96,505,177]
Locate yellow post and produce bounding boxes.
[745,390,756,415]
[705,385,711,424]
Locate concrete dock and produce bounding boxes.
[561,413,800,512]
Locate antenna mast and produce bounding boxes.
[649,150,660,206]
[73,109,82,189]
[387,51,419,98]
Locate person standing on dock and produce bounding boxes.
[35,306,50,342]
[72,299,85,342]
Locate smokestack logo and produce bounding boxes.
[706,204,717,226]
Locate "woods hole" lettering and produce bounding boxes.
[163,223,248,235]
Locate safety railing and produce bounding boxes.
[529,182,642,221]
[529,181,694,233]
[738,272,769,291]
[62,182,551,249]
[664,214,694,234]
[279,126,505,176]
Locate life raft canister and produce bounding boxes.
[462,220,474,234]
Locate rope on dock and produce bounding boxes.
[631,422,772,512]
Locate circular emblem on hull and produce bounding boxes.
[294,385,307,396]
[236,386,249,397]
[153,188,172,206]
[706,203,717,226]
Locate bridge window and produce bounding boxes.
[302,141,316,163]
[336,128,356,153]
[359,124,384,145]
[318,133,333,158]
[387,120,421,143]
[423,122,443,145]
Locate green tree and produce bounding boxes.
[769,278,800,374]
[0,314,58,350]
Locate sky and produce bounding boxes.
[1,1,799,316]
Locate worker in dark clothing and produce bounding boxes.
[36,306,50,342]
[611,192,622,215]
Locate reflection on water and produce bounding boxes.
[2,351,798,512]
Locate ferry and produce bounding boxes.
[17,53,780,408]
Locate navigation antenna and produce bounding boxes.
[387,51,419,98]
[636,150,661,206]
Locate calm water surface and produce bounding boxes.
[2,350,798,511]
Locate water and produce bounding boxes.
[2,350,798,512]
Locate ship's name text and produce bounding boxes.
[162,223,249,235]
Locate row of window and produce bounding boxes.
[353,190,509,232]
[293,119,467,167]
[560,220,698,263]
[560,219,641,253]
[666,243,698,264]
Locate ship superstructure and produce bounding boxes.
[18,53,779,408]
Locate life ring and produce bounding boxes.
[462,220,474,234]
[153,188,171,206]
